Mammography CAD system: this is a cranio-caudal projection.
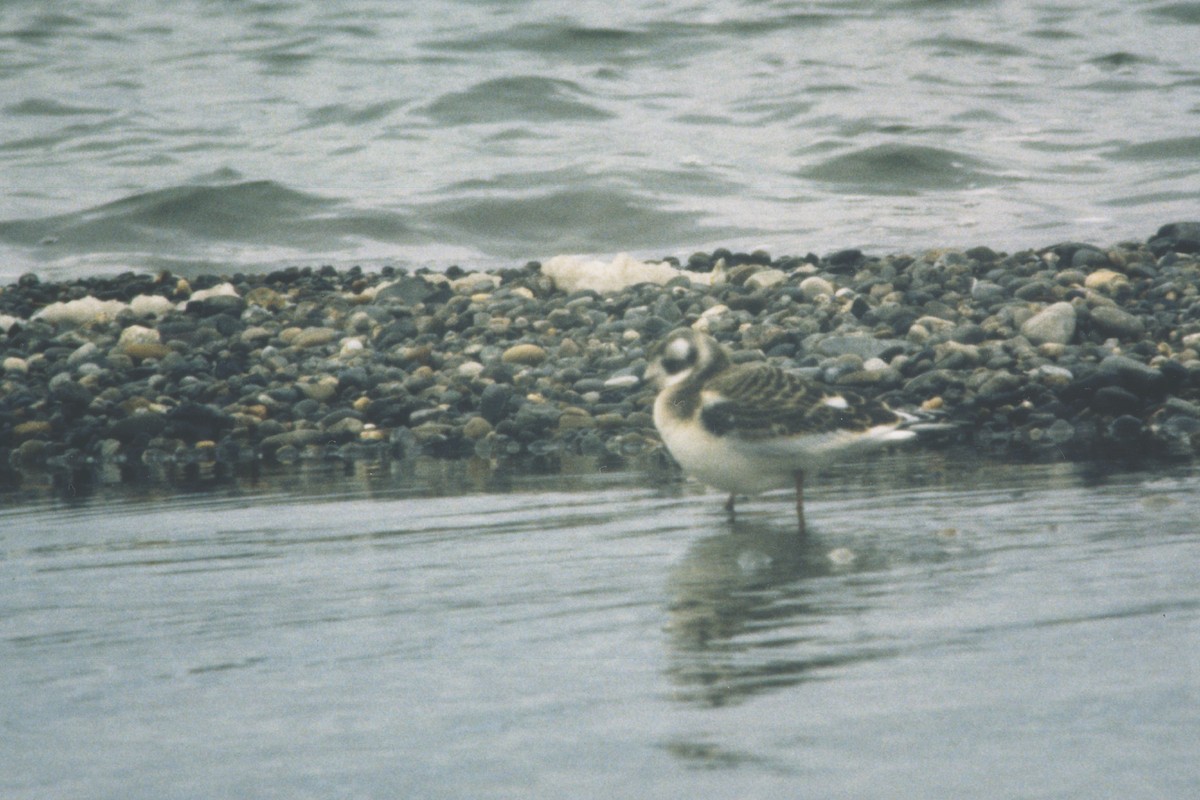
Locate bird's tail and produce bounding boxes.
[894,408,960,437]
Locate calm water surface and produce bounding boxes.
[2,451,1198,798]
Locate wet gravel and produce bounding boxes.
[3,222,1200,490]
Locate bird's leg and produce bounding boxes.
[724,493,736,518]
[794,470,806,536]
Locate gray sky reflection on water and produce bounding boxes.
[2,450,1197,798]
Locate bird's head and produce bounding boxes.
[645,328,731,389]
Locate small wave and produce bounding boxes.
[801,143,1002,193]
[0,180,420,269]
[1087,51,1156,69]
[696,12,838,36]
[1105,135,1200,162]
[425,22,662,60]
[913,35,1027,58]
[422,76,613,125]
[1147,3,1200,25]
[4,97,109,116]
[298,100,405,130]
[1,11,90,45]
[423,183,708,258]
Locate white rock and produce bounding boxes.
[338,337,365,358]
[3,356,28,373]
[604,374,640,389]
[451,273,500,294]
[188,282,239,302]
[746,269,786,290]
[913,315,956,333]
[799,275,835,300]
[118,324,162,347]
[1030,364,1074,386]
[67,342,100,366]
[457,361,485,378]
[1021,301,1077,345]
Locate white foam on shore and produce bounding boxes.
[180,282,239,306]
[542,253,718,294]
[27,293,184,327]
[33,297,128,326]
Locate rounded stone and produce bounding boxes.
[297,376,339,402]
[293,327,339,348]
[1088,305,1145,340]
[119,324,161,348]
[558,410,596,430]
[123,342,173,361]
[67,342,100,367]
[1020,302,1076,345]
[457,361,485,379]
[1083,269,1128,293]
[3,356,29,374]
[799,276,835,300]
[603,374,640,390]
[746,269,787,290]
[325,416,365,438]
[462,416,493,440]
[13,420,53,438]
[245,286,287,310]
[501,343,548,366]
[241,326,273,343]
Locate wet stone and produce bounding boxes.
[188,294,246,317]
[1070,246,1109,269]
[2,227,1200,483]
[1088,305,1145,340]
[1098,355,1165,395]
[292,327,338,348]
[462,416,492,440]
[1021,302,1076,345]
[501,343,548,366]
[1092,386,1142,415]
[1148,221,1200,256]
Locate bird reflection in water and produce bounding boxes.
[664,516,893,708]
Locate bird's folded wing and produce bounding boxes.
[700,363,897,439]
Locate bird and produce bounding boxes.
[646,327,924,534]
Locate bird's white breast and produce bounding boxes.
[653,390,795,495]
[653,388,916,496]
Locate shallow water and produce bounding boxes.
[2,0,1199,281]
[3,450,1198,798]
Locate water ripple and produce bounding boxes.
[801,143,1004,192]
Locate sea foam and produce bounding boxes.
[541,253,716,294]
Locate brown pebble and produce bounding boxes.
[13,420,53,438]
[122,342,172,361]
[501,343,547,366]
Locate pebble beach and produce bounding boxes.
[4,221,1200,491]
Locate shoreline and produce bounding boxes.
[3,222,1200,493]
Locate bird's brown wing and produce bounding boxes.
[699,363,898,440]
